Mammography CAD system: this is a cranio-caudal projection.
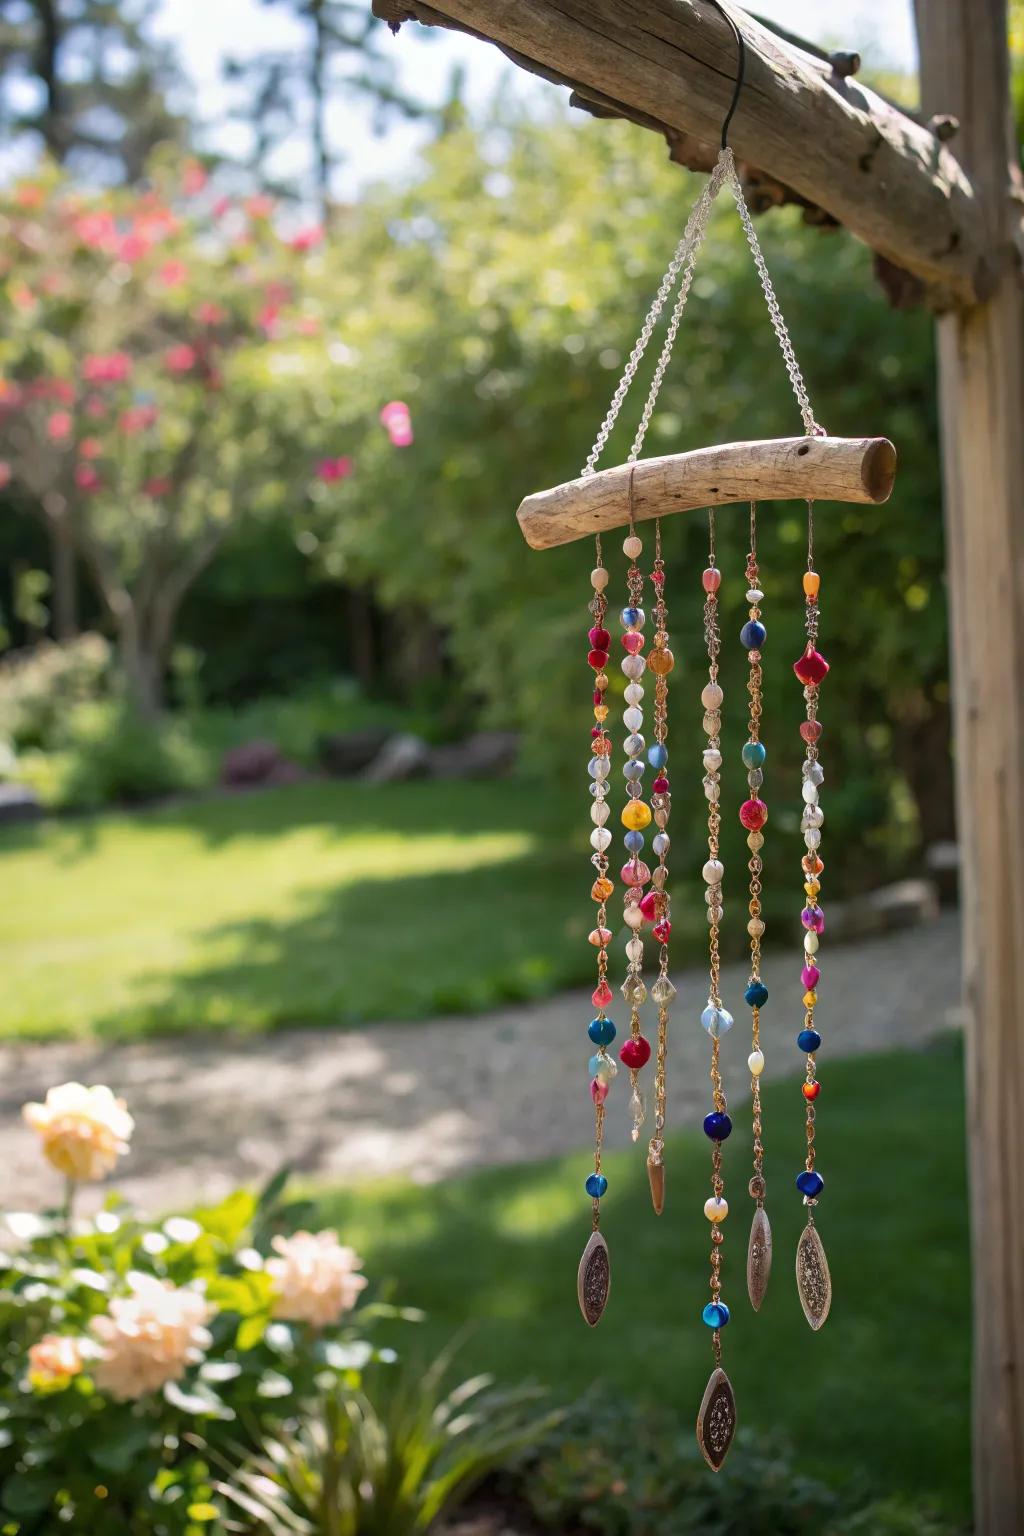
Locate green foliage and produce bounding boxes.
[222,1353,560,1535]
[0,1172,398,1535]
[28,698,212,810]
[0,633,112,751]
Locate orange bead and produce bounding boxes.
[593,734,611,756]
[802,1080,821,1101]
[803,990,817,1008]
[591,877,614,902]
[802,854,824,876]
[803,570,821,598]
[594,673,609,691]
[588,927,613,948]
[594,704,609,722]
[647,646,675,676]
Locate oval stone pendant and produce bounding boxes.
[696,1366,736,1471]
[577,1229,610,1326]
[647,1152,665,1215]
[747,1205,772,1311]
[796,1220,832,1330]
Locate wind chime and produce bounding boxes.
[514,3,896,1474]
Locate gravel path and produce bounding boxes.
[0,912,963,1215]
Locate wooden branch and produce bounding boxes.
[372,0,1004,309]
[516,436,896,550]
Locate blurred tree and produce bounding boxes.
[0,0,188,181]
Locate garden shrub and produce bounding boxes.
[0,634,112,752]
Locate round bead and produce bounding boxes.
[619,1035,652,1069]
[623,534,643,560]
[702,1301,730,1329]
[647,743,668,770]
[651,832,670,856]
[801,964,821,989]
[589,1053,617,1081]
[740,619,766,649]
[802,1080,821,1101]
[588,926,613,948]
[739,798,768,830]
[588,755,610,779]
[624,682,644,705]
[623,758,644,781]
[797,1028,822,1052]
[621,655,646,679]
[703,748,722,772]
[748,1049,765,1076]
[803,569,821,597]
[651,775,670,795]
[747,917,765,938]
[704,1196,728,1222]
[702,858,724,885]
[623,706,644,732]
[741,740,766,769]
[621,630,645,655]
[701,1005,734,1038]
[796,1169,824,1199]
[590,828,612,853]
[793,647,830,685]
[801,906,825,934]
[647,647,674,676]
[744,980,769,1008]
[587,648,609,670]
[621,859,651,887]
[624,830,645,853]
[624,732,645,756]
[800,719,823,745]
[588,1016,616,1046]
[620,606,644,630]
[588,626,610,649]
[591,567,609,591]
[702,567,721,593]
[589,1077,609,1105]
[701,682,724,710]
[621,800,652,830]
[703,1111,733,1141]
[585,1172,608,1198]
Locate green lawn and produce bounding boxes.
[317,1039,971,1522]
[0,778,597,1039]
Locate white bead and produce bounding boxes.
[748,1049,765,1076]
[624,733,645,756]
[590,827,612,852]
[704,1197,728,1222]
[591,567,609,590]
[701,682,724,710]
[804,930,819,954]
[704,779,720,803]
[747,831,764,851]
[805,762,825,786]
[623,707,643,732]
[748,918,765,937]
[589,756,610,780]
[623,534,643,560]
[624,682,644,705]
[626,937,644,962]
[591,801,610,826]
[746,588,764,603]
[804,829,822,850]
[702,858,724,885]
[702,712,720,736]
[652,832,670,855]
[802,806,824,829]
[622,655,646,679]
[801,780,819,805]
[624,905,644,929]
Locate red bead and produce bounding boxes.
[800,719,823,744]
[650,569,665,586]
[587,648,609,670]
[652,919,671,943]
[593,690,603,705]
[651,775,670,794]
[619,1035,652,1069]
[588,626,611,649]
[592,980,613,1008]
[622,631,645,654]
[793,647,830,686]
[591,726,603,738]
[702,567,721,593]
[802,1080,821,1101]
[739,797,768,831]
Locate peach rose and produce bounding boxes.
[266,1230,368,1328]
[28,1333,83,1391]
[22,1082,133,1182]
[90,1273,212,1402]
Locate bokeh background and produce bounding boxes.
[2,2,1014,1531]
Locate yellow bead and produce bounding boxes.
[803,989,817,1008]
[594,705,609,722]
[704,1197,728,1223]
[647,646,674,676]
[804,879,820,898]
[803,570,821,598]
[621,800,653,831]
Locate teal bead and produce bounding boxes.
[741,740,766,769]
[588,1016,616,1046]
[702,1301,730,1328]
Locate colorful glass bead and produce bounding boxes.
[703,1111,733,1141]
[802,989,818,1008]
[702,1301,730,1328]
[801,964,820,989]
[651,775,670,795]
[588,626,611,648]
[704,1196,728,1222]
[624,830,645,853]
[647,742,668,770]
[797,1028,822,1052]
[651,832,670,856]
[588,1016,616,1046]
[621,654,645,679]
[803,570,821,598]
[802,1080,821,1101]
[800,719,823,744]
[793,647,830,685]
[622,630,645,655]
[620,606,643,629]
[740,619,766,649]
[702,567,721,592]
[591,877,614,902]
[803,854,824,875]
[796,1169,824,1199]
[638,891,660,921]
[624,758,644,781]
[591,980,613,1008]
[588,927,613,948]
[590,1077,610,1105]
[701,1005,734,1038]
[744,981,769,1008]
[647,646,674,675]
[741,739,766,769]
[651,975,676,1004]
[589,1052,617,1081]
[652,918,671,943]
[621,800,652,830]
[587,648,609,670]
[739,798,768,830]
[620,860,651,887]
[801,906,825,933]
[619,1035,652,1069]
[585,1172,608,1197]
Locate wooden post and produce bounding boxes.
[916,4,1024,1528]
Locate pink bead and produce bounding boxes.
[619,1035,652,1069]
[622,631,645,654]
[702,567,721,593]
[651,775,670,794]
[588,626,611,649]
[793,648,830,686]
[650,569,665,587]
[621,860,651,887]
[590,1077,610,1105]
[592,980,613,1008]
[800,719,823,744]
[739,798,768,831]
[639,891,660,921]
[801,964,820,990]
[652,919,671,943]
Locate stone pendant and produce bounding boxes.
[747,1205,772,1311]
[796,1220,832,1330]
[647,1153,665,1215]
[577,1229,610,1326]
[696,1366,736,1471]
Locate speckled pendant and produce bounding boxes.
[747,1205,772,1311]
[696,1366,736,1471]
[577,1229,610,1326]
[796,1220,831,1330]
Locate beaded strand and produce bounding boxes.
[644,517,675,1213]
[619,502,653,1138]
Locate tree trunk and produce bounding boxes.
[916,3,1024,1530]
[43,495,78,641]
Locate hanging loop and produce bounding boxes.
[702,0,746,149]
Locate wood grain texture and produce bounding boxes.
[372,0,988,305]
[515,436,896,549]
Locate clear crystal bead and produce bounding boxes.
[629,1088,646,1140]
[651,976,676,1004]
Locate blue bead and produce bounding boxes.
[796,1170,824,1199]
[585,1173,608,1198]
[624,758,645,780]
[741,740,766,768]
[740,619,767,649]
[703,1111,733,1141]
[621,607,641,629]
[701,1005,734,1038]
[588,1016,616,1046]
[797,1028,822,1053]
[745,981,769,1008]
[624,831,645,853]
[647,743,668,770]
[702,1301,730,1329]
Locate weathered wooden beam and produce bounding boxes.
[372,0,995,307]
[516,436,896,550]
